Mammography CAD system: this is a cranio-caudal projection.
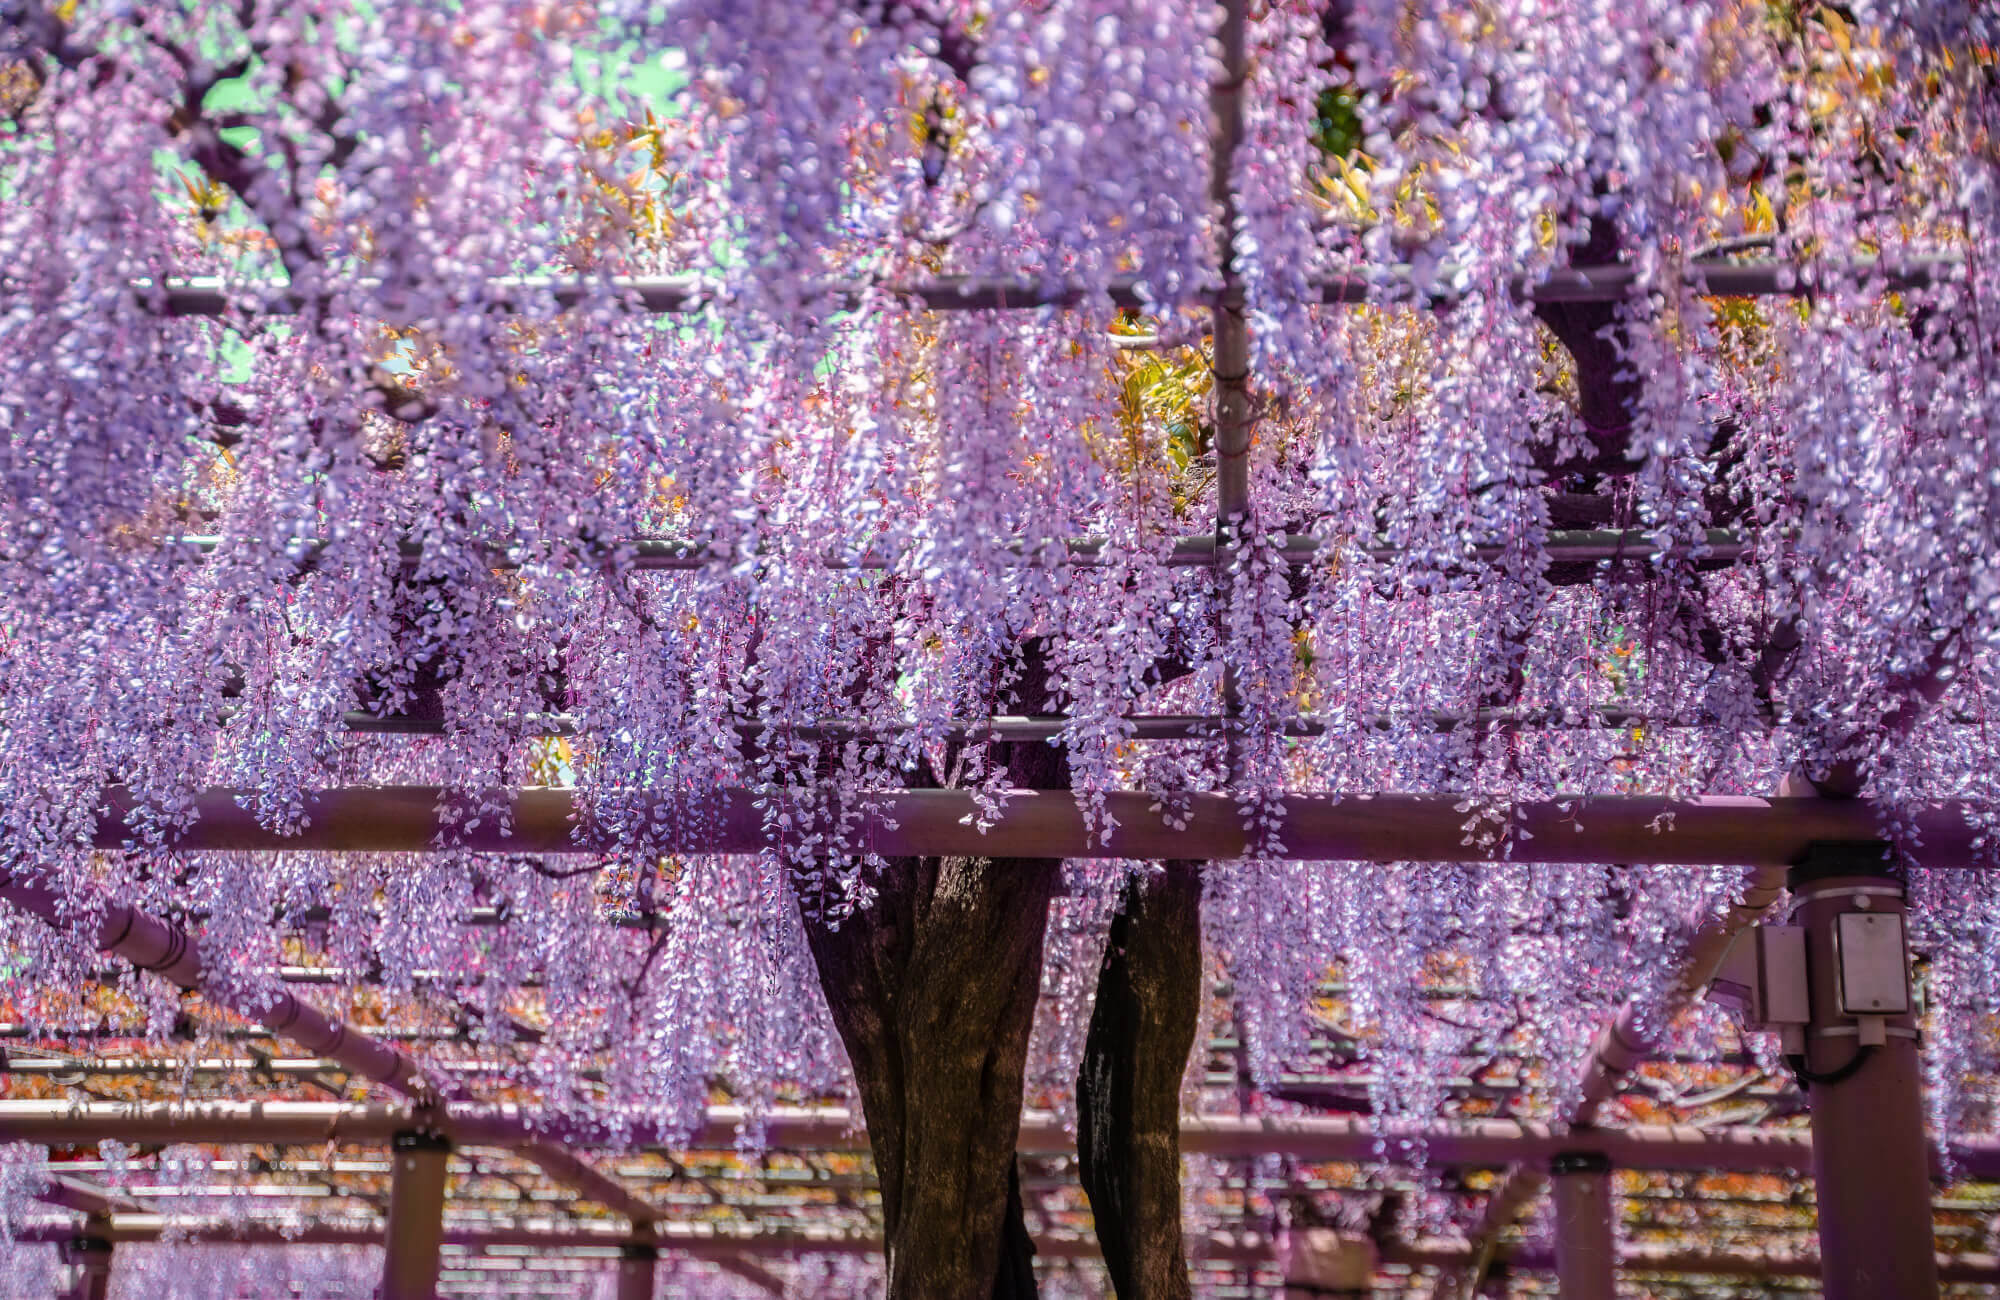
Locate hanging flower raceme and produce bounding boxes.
[0,5,1996,1280]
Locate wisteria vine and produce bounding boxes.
[1,0,1998,1287]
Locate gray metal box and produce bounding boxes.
[1755,925,1811,1026]
[1835,912,1911,1016]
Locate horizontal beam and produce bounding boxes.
[1386,1242,2000,1285]
[6,1100,1995,1176]
[251,706,1719,740]
[83,786,1984,865]
[298,707,1995,743]
[9,1213,1997,1285]
[1438,255,1961,305]
[134,258,1958,318]
[38,1173,149,1219]
[0,1100,417,1145]
[0,1022,472,1041]
[171,529,1744,573]
[688,1109,1832,1176]
[2,1213,880,1260]
[145,274,1151,317]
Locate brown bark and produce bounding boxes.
[1534,214,1641,476]
[1077,859,1204,1300]
[799,645,1065,1300]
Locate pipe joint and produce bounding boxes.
[59,1234,113,1266]
[392,1129,451,1154]
[1549,1150,1612,1178]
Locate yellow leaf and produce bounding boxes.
[1746,190,1777,235]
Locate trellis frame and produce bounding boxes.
[0,1,1982,1295]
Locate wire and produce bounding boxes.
[1785,1045,1876,1089]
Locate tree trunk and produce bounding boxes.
[799,648,1066,1299]
[1534,213,1640,474]
[1077,859,1204,1300]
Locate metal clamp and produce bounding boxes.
[1787,882,1905,920]
[1813,1024,1920,1042]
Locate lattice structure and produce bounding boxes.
[1,1,1997,1298]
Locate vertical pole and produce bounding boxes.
[1549,1153,1616,1300]
[1211,0,1253,785]
[1210,0,1251,537]
[60,1233,113,1300]
[382,1130,451,1300]
[617,1240,659,1300]
[1790,842,1937,1300]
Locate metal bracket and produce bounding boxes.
[1813,1023,1920,1043]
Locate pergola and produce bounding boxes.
[2,1,1996,1298]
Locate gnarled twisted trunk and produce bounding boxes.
[803,838,1058,1298]
[1077,859,1205,1300]
[799,648,1065,1299]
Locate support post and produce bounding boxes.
[1789,843,1937,1300]
[1210,0,1253,786]
[1549,1153,1616,1300]
[617,1240,659,1300]
[383,1130,451,1300]
[59,1233,113,1300]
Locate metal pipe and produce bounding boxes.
[11,1097,2000,1179]
[1791,845,1938,1299]
[1210,0,1252,784]
[512,1141,660,1226]
[0,876,672,1237]
[0,1100,417,1144]
[86,785,1987,865]
[1209,0,1251,535]
[1387,1241,2000,1284]
[0,876,434,1097]
[237,704,1751,741]
[384,1131,451,1300]
[169,527,1740,573]
[130,257,1959,320]
[6,1214,868,1256]
[39,1175,149,1219]
[1549,1153,1616,1300]
[0,1099,1890,1173]
[1152,1114,1820,1173]
[12,1216,2000,1285]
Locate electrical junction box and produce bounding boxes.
[1711,924,1809,1030]
[1835,911,1911,1016]
[1754,924,1811,1026]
